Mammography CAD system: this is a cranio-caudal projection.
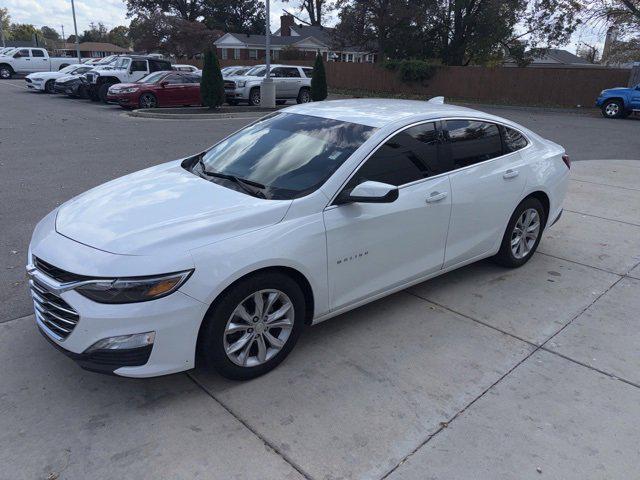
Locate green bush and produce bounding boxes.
[200,48,224,109]
[383,59,437,83]
[311,53,328,101]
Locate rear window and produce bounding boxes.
[444,120,503,169]
[502,126,528,153]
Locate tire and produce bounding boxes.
[78,85,89,99]
[89,88,99,102]
[249,87,261,106]
[601,99,626,119]
[98,83,112,103]
[492,197,546,268]
[44,80,55,94]
[197,271,305,380]
[296,87,311,104]
[138,92,158,109]
[0,65,13,79]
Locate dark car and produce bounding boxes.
[106,71,202,109]
[54,74,91,98]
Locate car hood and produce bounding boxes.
[55,160,292,256]
[27,71,65,81]
[55,74,81,84]
[225,75,258,82]
[109,82,140,90]
[603,87,632,93]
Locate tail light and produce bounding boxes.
[562,154,571,169]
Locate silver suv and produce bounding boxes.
[224,64,313,106]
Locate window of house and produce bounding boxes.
[249,49,258,59]
[345,122,445,188]
[272,49,280,60]
[221,48,228,60]
[444,120,503,169]
[233,48,241,60]
[501,126,528,153]
[347,53,353,62]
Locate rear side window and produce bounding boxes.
[347,122,445,187]
[31,49,45,57]
[502,126,528,153]
[151,60,172,72]
[444,120,502,169]
[131,60,147,72]
[282,67,301,77]
[302,68,313,78]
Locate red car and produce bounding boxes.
[106,71,202,109]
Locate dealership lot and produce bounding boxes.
[1,81,640,479]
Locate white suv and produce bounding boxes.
[224,64,313,106]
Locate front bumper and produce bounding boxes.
[27,225,207,377]
[225,86,250,101]
[26,79,44,91]
[106,91,138,107]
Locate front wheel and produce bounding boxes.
[98,83,112,103]
[138,92,157,109]
[44,80,55,94]
[492,197,546,268]
[601,99,626,119]
[249,87,261,106]
[0,65,12,79]
[197,272,305,380]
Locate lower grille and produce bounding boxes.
[30,279,79,341]
[224,81,236,89]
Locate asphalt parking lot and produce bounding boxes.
[1,80,640,479]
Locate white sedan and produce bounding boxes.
[25,64,93,93]
[27,99,569,379]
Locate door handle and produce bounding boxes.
[426,191,448,203]
[503,169,519,179]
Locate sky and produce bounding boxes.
[4,0,605,52]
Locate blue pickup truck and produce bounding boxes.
[596,84,640,118]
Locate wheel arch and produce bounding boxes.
[59,63,69,70]
[525,190,550,223]
[0,63,14,73]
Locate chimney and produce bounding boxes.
[280,14,294,37]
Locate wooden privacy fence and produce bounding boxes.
[186,59,631,107]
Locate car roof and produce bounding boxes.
[283,98,494,128]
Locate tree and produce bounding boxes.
[80,22,108,42]
[310,53,327,101]
[200,48,224,108]
[108,26,130,48]
[126,0,204,21]
[283,0,334,25]
[40,26,60,41]
[576,42,599,63]
[587,0,640,27]
[0,8,10,41]
[605,36,640,64]
[201,0,266,34]
[8,23,38,42]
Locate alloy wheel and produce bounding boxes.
[0,68,10,79]
[299,89,310,103]
[223,289,294,367]
[605,102,620,117]
[140,93,157,108]
[250,89,261,106]
[511,208,540,259]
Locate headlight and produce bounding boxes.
[120,87,139,93]
[32,77,43,82]
[236,81,246,87]
[75,270,193,304]
[600,90,605,95]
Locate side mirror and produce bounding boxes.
[159,81,168,88]
[337,180,399,204]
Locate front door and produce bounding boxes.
[324,122,452,310]
[442,120,527,267]
[128,59,149,82]
[630,86,640,110]
[13,49,31,73]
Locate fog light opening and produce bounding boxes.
[85,332,155,352]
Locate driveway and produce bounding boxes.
[1,80,639,479]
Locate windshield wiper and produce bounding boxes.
[197,159,267,199]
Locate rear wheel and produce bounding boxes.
[492,197,546,268]
[296,87,311,104]
[601,99,626,119]
[44,80,55,94]
[197,272,305,380]
[139,92,158,109]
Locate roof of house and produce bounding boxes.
[534,49,592,65]
[57,42,131,53]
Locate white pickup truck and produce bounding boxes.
[0,47,73,79]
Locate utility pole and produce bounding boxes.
[261,0,276,108]
[61,25,65,42]
[70,0,81,63]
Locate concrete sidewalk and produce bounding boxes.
[1,160,639,480]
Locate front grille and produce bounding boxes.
[30,278,80,341]
[224,80,236,89]
[86,73,95,83]
[33,256,89,283]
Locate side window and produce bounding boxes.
[131,60,147,72]
[271,67,285,77]
[346,122,443,188]
[18,49,30,57]
[444,120,502,169]
[282,67,301,78]
[31,49,45,57]
[163,74,184,84]
[502,126,528,153]
[302,68,313,78]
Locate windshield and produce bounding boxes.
[197,113,376,199]
[245,66,267,76]
[96,55,116,65]
[59,65,79,74]
[137,71,167,84]
[1,48,16,56]
[113,57,131,69]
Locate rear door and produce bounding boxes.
[324,121,452,310]
[281,66,303,98]
[30,49,49,71]
[155,73,184,105]
[270,67,288,97]
[443,119,527,267]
